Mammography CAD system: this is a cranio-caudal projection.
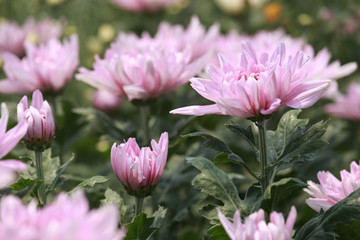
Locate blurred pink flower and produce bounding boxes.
[213,29,357,98]
[217,206,297,240]
[0,35,79,94]
[325,82,360,120]
[77,18,214,102]
[92,90,122,112]
[0,103,27,188]
[17,90,55,151]
[0,18,63,57]
[24,18,63,43]
[0,191,126,240]
[171,42,330,119]
[0,21,27,56]
[110,0,181,12]
[305,161,360,212]
[111,132,168,197]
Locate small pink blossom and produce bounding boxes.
[0,35,79,94]
[325,82,360,120]
[92,90,122,112]
[111,132,168,197]
[17,90,55,151]
[0,191,126,240]
[24,18,63,44]
[110,0,181,12]
[77,18,214,102]
[305,161,360,212]
[217,207,297,240]
[171,42,330,120]
[0,103,28,188]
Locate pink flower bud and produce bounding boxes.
[17,90,55,151]
[111,132,168,197]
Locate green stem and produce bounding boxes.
[35,150,46,206]
[140,104,150,145]
[257,121,269,195]
[135,196,144,216]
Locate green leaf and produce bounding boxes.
[68,175,108,194]
[151,206,167,228]
[266,110,329,174]
[183,132,232,153]
[102,188,134,225]
[225,124,257,150]
[295,188,360,240]
[261,178,307,213]
[243,184,262,215]
[207,225,229,240]
[187,157,246,220]
[47,154,74,192]
[124,213,155,240]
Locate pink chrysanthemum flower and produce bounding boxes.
[0,35,79,94]
[304,161,360,212]
[217,207,297,240]
[77,17,215,102]
[0,18,63,57]
[110,0,182,12]
[325,82,360,120]
[0,103,27,189]
[111,132,168,197]
[171,42,330,120]
[213,29,357,98]
[0,191,126,240]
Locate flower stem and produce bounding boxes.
[135,196,144,216]
[35,150,46,206]
[256,120,269,195]
[140,104,150,145]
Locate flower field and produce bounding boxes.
[0,0,360,239]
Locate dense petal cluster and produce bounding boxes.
[0,18,62,57]
[218,207,297,240]
[110,0,181,12]
[77,17,216,102]
[17,90,55,151]
[304,161,360,212]
[111,132,168,197]
[0,103,27,188]
[0,191,126,240]
[325,82,360,120]
[171,42,330,119]
[213,29,357,97]
[0,35,79,94]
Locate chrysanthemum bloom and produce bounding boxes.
[77,26,210,102]
[0,21,28,56]
[0,103,27,188]
[111,132,168,197]
[92,90,122,112]
[24,18,63,44]
[0,191,126,240]
[214,29,357,98]
[110,0,181,12]
[0,18,63,57]
[171,42,330,120]
[0,35,79,94]
[17,90,55,151]
[325,82,360,120]
[155,16,219,61]
[217,207,297,240]
[304,161,360,212]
